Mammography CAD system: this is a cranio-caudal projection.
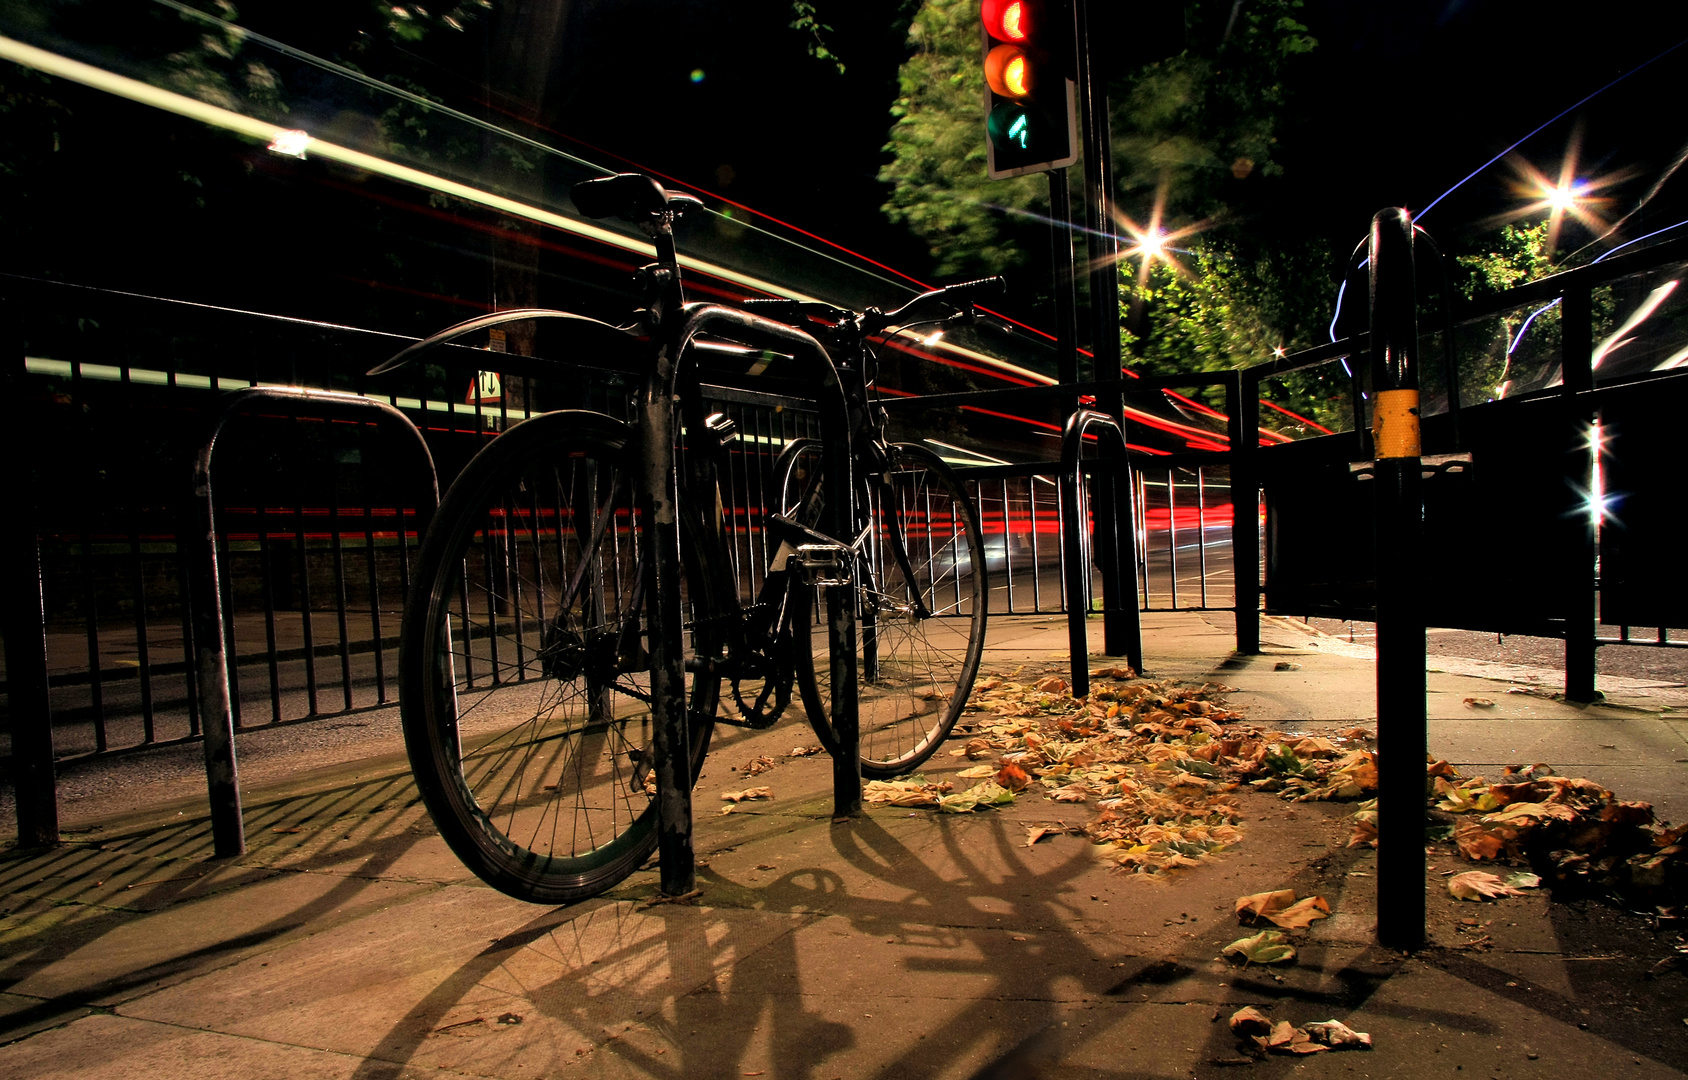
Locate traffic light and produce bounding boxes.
[980,0,1078,179]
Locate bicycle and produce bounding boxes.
[370,172,993,904]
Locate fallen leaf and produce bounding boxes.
[956,765,997,779]
[1024,826,1056,848]
[997,762,1033,792]
[1304,1019,1372,1049]
[720,787,772,803]
[1464,697,1496,708]
[1453,822,1507,860]
[1034,675,1068,694]
[1223,930,1297,965]
[788,745,822,757]
[1091,665,1136,679]
[1449,870,1525,901]
[1228,1006,1274,1037]
[1273,661,1301,671]
[1268,896,1331,929]
[1236,889,1298,923]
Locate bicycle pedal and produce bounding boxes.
[793,542,853,586]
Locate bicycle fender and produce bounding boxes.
[368,309,645,376]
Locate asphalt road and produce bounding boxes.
[1305,617,1688,684]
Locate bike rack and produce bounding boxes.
[188,387,438,857]
[650,305,860,896]
[4,311,59,846]
[1059,408,1143,699]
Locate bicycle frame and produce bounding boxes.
[373,209,863,896]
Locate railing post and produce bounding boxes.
[1560,286,1599,702]
[1369,207,1427,952]
[1226,370,1261,653]
[4,314,59,847]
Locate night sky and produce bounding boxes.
[398,0,1688,269]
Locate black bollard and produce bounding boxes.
[1368,208,1427,952]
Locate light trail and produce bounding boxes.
[0,34,814,305]
[1415,35,1688,222]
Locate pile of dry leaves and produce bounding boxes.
[860,664,1686,911]
[1421,761,1688,907]
[862,667,1377,875]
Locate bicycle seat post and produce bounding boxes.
[596,179,700,897]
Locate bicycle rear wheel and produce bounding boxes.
[400,410,722,904]
[786,441,988,778]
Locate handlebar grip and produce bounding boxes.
[940,276,1008,302]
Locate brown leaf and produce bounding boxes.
[1266,1020,1299,1047]
[1463,697,1496,708]
[1449,870,1524,901]
[1267,896,1331,929]
[1228,1007,1273,1037]
[1091,665,1136,680]
[1453,821,1508,860]
[1235,889,1298,923]
[1024,826,1056,848]
[1034,675,1068,694]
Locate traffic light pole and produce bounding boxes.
[1072,0,1120,404]
[1048,168,1079,406]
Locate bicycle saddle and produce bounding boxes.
[572,172,702,221]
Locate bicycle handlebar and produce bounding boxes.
[741,276,1007,336]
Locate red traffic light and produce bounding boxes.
[981,0,1032,43]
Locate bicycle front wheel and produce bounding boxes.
[400,410,722,904]
[789,441,988,778]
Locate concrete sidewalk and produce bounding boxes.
[4,612,1687,1079]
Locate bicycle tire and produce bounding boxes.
[400,410,723,904]
[784,440,988,778]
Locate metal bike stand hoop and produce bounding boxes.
[189,386,438,857]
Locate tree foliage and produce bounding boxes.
[880,0,1317,280]
[879,0,1044,277]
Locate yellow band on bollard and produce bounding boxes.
[1372,388,1422,458]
